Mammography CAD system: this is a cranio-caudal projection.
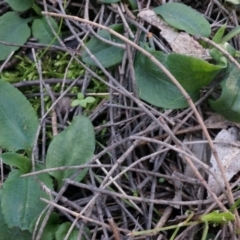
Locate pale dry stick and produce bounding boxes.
[126,39,138,96]
[45,84,59,136]
[95,158,143,214]
[108,218,121,240]
[40,198,131,234]
[42,0,64,47]
[205,0,213,16]
[113,2,135,38]
[86,92,132,96]
[184,140,240,148]
[123,3,136,20]
[155,206,173,229]
[82,23,126,49]
[0,51,14,72]
[40,12,234,211]
[64,217,78,240]
[31,51,42,165]
[21,164,112,177]
[37,61,48,160]
[32,52,48,161]
[35,182,70,240]
[210,0,229,15]
[32,205,50,240]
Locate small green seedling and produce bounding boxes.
[71,92,96,108]
[129,210,235,240]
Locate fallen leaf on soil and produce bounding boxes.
[138,9,209,59]
[208,127,240,197]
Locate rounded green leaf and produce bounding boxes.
[79,100,87,108]
[4,0,33,11]
[0,12,31,61]
[0,80,38,152]
[1,169,53,231]
[77,92,84,100]
[71,99,81,107]
[134,45,224,109]
[167,54,223,92]
[154,3,211,37]
[82,24,125,68]
[85,96,96,103]
[134,46,199,108]
[0,192,32,240]
[32,17,60,45]
[46,116,95,188]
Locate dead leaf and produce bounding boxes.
[138,9,209,59]
[208,127,240,197]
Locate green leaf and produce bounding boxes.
[79,100,87,108]
[32,17,60,45]
[134,48,194,108]
[77,92,84,100]
[153,3,211,37]
[0,80,38,152]
[1,169,53,231]
[32,3,42,16]
[200,211,235,223]
[134,46,224,109]
[128,0,138,10]
[85,96,96,103]
[0,192,32,240]
[0,12,31,61]
[209,65,240,122]
[46,116,95,188]
[212,24,226,43]
[39,213,60,240]
[4,0,33,11]
[209,40,236,65]
[71,99,81,107]
[1,153,31,173]
[82,24,125,68]
[230,198,240,212]
[221,26,240,43]
[166,53,223,92]
[55,222,78,240]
